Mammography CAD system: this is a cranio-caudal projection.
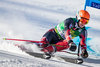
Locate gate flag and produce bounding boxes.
[84,0,100,10]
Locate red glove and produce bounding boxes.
[68,40,77,52]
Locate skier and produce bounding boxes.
[38,10,90,59]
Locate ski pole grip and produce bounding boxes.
[3,38,6,40]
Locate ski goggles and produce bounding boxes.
[80,17,89,24]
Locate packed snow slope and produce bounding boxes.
[0,0,100,67]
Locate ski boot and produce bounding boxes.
[41,48,52,59]
[41,45,56,59]
[43,52,52,59]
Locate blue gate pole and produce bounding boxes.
[84,0,87,10]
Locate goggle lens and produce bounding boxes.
[80,18,89,24]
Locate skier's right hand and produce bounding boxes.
[81,49,88,58]
[68,40,77,51]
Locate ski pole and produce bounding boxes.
[3,38,64,47]
[3,38,42,43]
[77,43,81,57]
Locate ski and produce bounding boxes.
[26,52,83,64]
[60,56,83,64]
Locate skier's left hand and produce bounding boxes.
[81,49,88,58]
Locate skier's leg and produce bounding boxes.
[41,40,69,57]
[41,39,77,53]
[55,40,69,51]
[39,29,61,48]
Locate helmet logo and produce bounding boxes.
[80,13,82,16]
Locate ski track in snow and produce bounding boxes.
[0,0,100,67]
[0,50,100,67]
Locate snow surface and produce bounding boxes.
[0,0,100,67]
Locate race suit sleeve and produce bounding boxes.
[79,29,87,50]
[64,18,74,42]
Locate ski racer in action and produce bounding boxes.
[38,10,90,59]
